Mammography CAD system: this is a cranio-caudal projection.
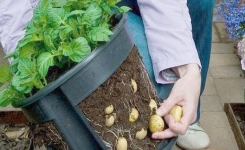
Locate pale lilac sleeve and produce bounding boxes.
[0,0,38,56]
[137,0,201,84]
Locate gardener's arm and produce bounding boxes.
[137,0,201,138]
[0,0,38,56]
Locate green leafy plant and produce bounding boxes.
[0,0,130,106]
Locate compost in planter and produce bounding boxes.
[79,47,174,150]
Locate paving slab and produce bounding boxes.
[214,78,245,106]
[200,95,223,112]
[211,43,235,54]
[212,14,225,23]
[213,6,218,15]
[0,105,21,111]
[200,112,239,150]
[214,22,234,43]
[240,79,245,89]
[212,25,221,43]
[210,65,244,79]
[210,54,240,66]
[202,76,218,96]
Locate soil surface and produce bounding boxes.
[0,112,31,150]
[79,47,166,150]
[33,122,69,150]
[231,103,245,138]
[0,111,68,150]
[0,124,31,150]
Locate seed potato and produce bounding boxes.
[105,115,115,127]
[129,108,139,122]
[169,105,183,122]
[104,104,114,114]
[149,114,164,133]
[135,128,147,140]
[116,136,127,150]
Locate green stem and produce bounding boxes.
[43,78,48,86]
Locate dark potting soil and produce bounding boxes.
[0,111,68,150]
[0,124,31,150]
[33,122,69,150]
[0,111,31,150]
[79,46,165,150]
[231,103,245,139]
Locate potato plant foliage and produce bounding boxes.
[0,0,130,106]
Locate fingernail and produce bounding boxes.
[152,134,158,139]
[156,108,163,115]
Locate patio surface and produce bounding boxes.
[0,2,244,150]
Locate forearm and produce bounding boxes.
[172,64,200,78]
[137,0,201,84]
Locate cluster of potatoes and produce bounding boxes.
[103,79,183,150]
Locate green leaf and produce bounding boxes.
[4,52,16,59]
[67,10,85,18]
[19,43,36,58]
[48,8,69,28]
[43,33,56,51]
[68,37,91,62]
[0,88,14,107]
[33,0,52,25]
[107,0,120,6]
[100,3,111,14]
[0,64,11,83]
[118,6,131,13]
[17,58,36,78]
[10,58,19,73]
[62,45,73,56]
[52,0,67,7]
[18,34,42,48]
[11,73,29,93]
[59,25,73,41]
[83,3,102,24]
[89,27,113,42]
[37,52,54,78]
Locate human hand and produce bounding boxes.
[152,64,201,139]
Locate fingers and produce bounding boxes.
[165,115,189,135]
[151,128,178,139]
[156,97,176,117]
[165,105,197,135]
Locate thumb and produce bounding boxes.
[156,98,176,117]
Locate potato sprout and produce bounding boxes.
[169,105,183,122]
[131,79,137,93]
[105,115,115,127]
[129,108,139,122]
[149,114,164,133]
[149,99,157,114]
[105,104,114,114]
[135,128,147,140]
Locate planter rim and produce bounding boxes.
[12,14,127,108]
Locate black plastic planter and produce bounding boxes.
[12,14,177,150]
